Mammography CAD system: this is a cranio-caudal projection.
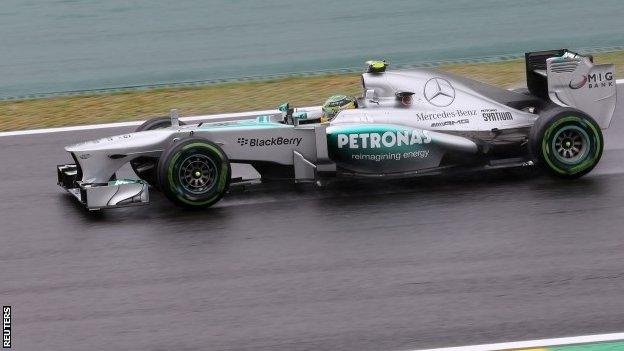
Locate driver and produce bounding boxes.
[321,94,357,123]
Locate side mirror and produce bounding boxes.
[277,103,290,112]
[293,112,308,120]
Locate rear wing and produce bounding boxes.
[525,49,591,98]
[525,49,617,129]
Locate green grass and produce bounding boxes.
[1,51,623,132]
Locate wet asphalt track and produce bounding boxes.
[2,116,624,350]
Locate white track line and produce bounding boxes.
[409,332,624,351]
[0,109,279,137]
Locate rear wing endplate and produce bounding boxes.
[526,49,617,129]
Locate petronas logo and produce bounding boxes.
[337,130,431,149]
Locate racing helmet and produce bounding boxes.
[321,95,357,122]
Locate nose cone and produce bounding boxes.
[65,130,173,153]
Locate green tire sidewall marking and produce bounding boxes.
[541,115,601,175]
[166,142,229,206]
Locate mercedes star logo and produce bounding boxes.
[424,77,455,107]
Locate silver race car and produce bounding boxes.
[57,49,621,210]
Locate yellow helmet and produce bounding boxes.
[321,95,357,122]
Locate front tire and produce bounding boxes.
[157,138,231,209]
[529,107,603,179]
[130,116,186,188]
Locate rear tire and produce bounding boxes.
[157,138,231,209]
[529,107,603,179]
[130,116,185,188]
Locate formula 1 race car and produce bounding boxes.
[57,49,621,210]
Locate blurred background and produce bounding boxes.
[2,0,624,99]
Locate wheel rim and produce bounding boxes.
[551,125,590,165]
[178,154,218,194]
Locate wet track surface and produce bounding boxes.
[2,121,624,350]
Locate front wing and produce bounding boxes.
[57,164,149,210]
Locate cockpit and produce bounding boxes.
[272,60,422,126]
